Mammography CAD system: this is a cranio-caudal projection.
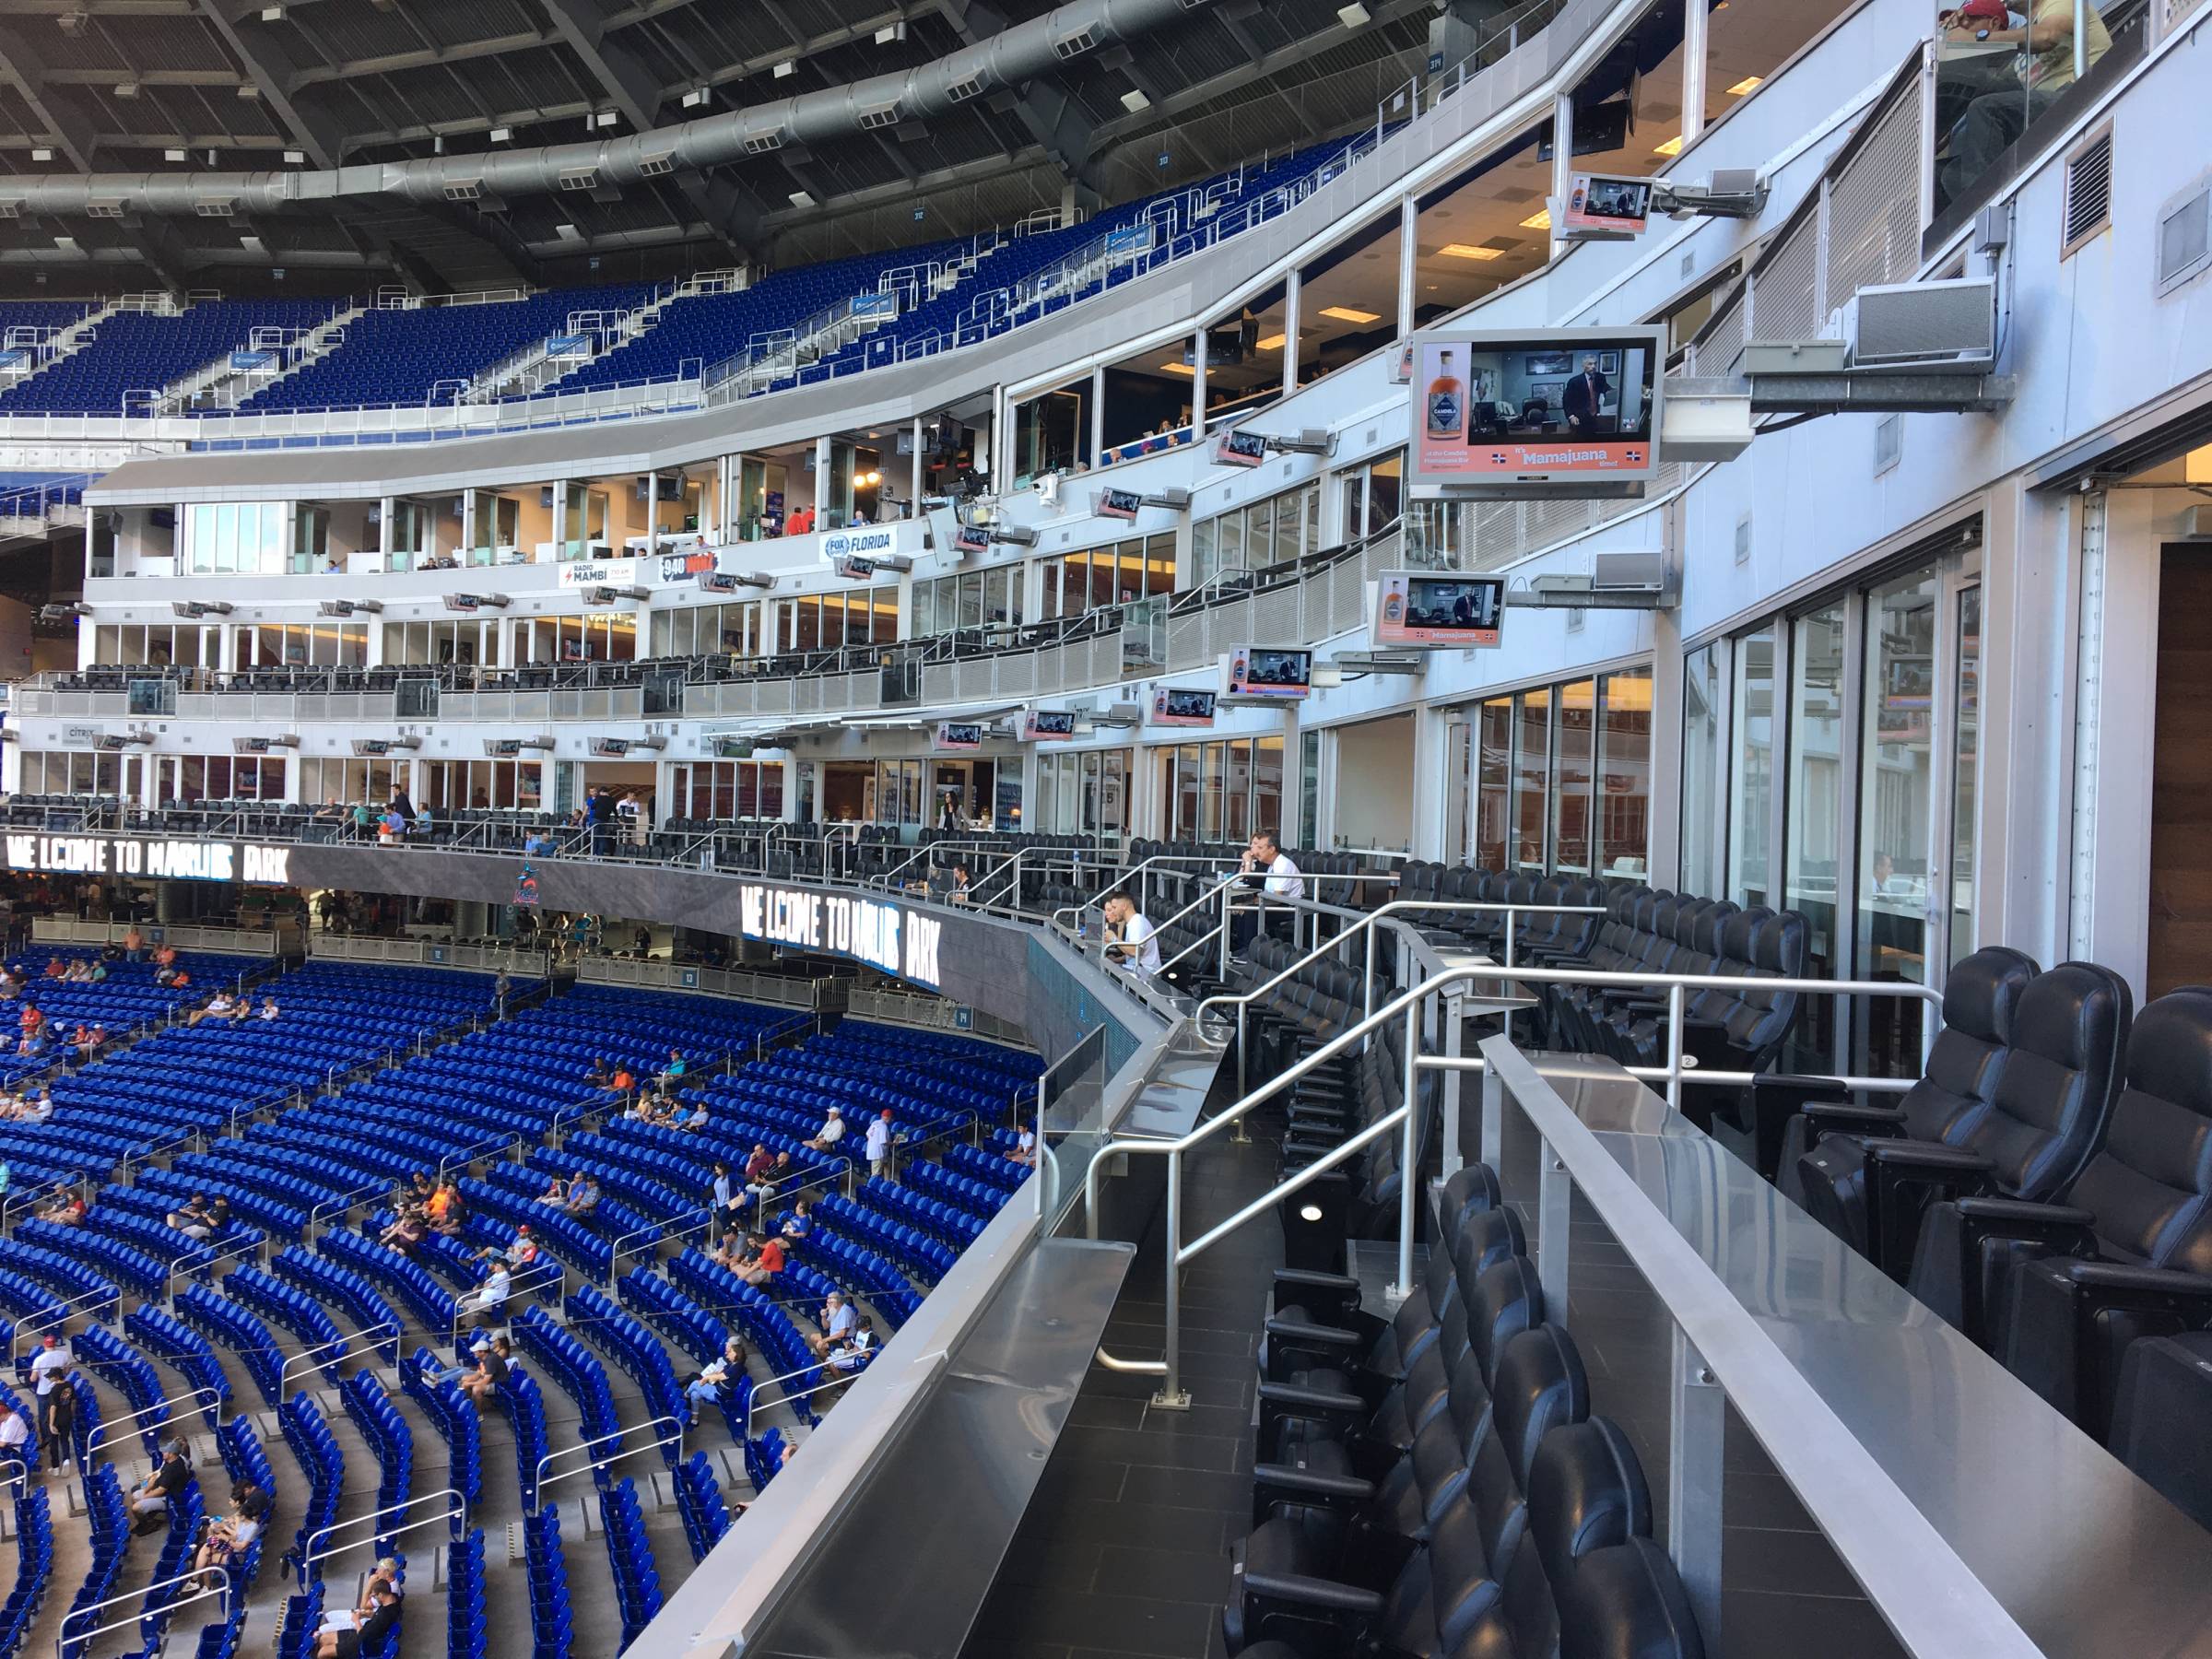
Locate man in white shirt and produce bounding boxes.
[462,1262,512,1326]
[803,1105,846,1154]
[0,1402,31,1484]
[28,1336,71,1438]
[864,1109,896,1180]
[1101,891,1163,979]
[1232,830,1303,953]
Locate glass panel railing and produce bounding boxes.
[1933,0,2136,218]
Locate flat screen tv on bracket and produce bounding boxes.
[1023,709,1078,741]
[935,721,983,751]
[1372,571,1506,649]
[1408,324,1666,496]
[1150,687,1218,727]
[1222,646,1312,700]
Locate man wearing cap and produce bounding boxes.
[865,1109,898,1181]
[803,1105,846,1155]
[128,1439,192,1532]
[27,1335,71,1440]
[806,1291,858,1359]
[459,1260,511,1327]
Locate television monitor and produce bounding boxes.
[1151,687,1217,727]
[1097,488,1142,523]
[1225,646,1312,700]
[1373,571,1506,648]
[935,721,983,751]
[1024,709,1077,740]
[1563,172,1653,237]
[1408,325,1665,490]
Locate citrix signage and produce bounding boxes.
[4,832,292,885]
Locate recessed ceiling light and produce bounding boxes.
[1319,305,1381,324]
[773,59,796,77]
[1159,361,1195,375]
[283,148,305,163]
[1438,242,1503,261]
[1337,1,1371,23]
[31,147,53,161]
[1726,76,1762,95]
[1653,135,1683,157]
[1255,333,1287,351]
[1519,208,1552,229]
[164,147,186,162]
[489,126,512,143]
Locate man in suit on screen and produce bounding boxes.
[1562,355,1612,431]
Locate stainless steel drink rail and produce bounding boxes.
[56,1567,230,1659]
[1083,959,1943,1406]
[1471,1037,2041,1659]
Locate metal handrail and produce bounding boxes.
[7,1279,118,1360]
[303,1486,466,1574]
[277,1323,395,1394]
[528,1415,683,1515]
[162,1223,265,1305]
[739,1359,839,1441]
[82,1384,222,1460]
[1085,958,1945,1405]
[305,1174,402,1236]
[56,1566,230,1659]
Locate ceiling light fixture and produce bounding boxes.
[1653,135,1683,156]
[1121,88,1150,112]
[1438,242,1503,261]
[489,126,512,142]
[283,148,304,163]
[773,59,796,78]
[594,110,619,127]
[1318,305,1381,324]
[31,147,53,162]
[681,87,710,108]
[1337,2,1371,23]
[113,82,139,99]
[789,189,815,207]
[1520,208,1552,229]
[164,147,186,162]
[1159,360,1196,374]
[1726,76,1762,95]
[1255,333,1287,350]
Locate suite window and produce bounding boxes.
[1475,697,1512,871]
[1037,535,1173,621]
[243,621,367,668]
[19,750,135,796]
[1679,643,1725,898]
[90,623,218,668]
[668,760,784,820]
[1512,688,1550,872]
[519,613,637,663]
[184,501,288,575]
[1728,625,1777,907]
[414,759,543,810]
[1336,451,1403,544]
[384,619,499,668]
[914,565,1021,636]
[154,754,285,802]
[1194,482,1321,587]
[652,600,762,659]
[300,758,394,805]
[1159,737,1281,840]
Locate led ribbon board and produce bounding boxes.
[3,833,292,885]
[736,883,943,990]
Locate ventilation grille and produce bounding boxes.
[743,133,784,154]
[85,200,125,219]
[637,151,677,178]
[946,75,983,100]
[1874,413,1901,476]
[558,169,600,192]
[443,180,483,202]
[2159,184,2211,293]
[1053,25,1097,57]
[193,198,235,218]
[0,201,19,219]
[2062,126,2112,256]
[856,103,902,131]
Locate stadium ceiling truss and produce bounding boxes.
[0,0,1451,293]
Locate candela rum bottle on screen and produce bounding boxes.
[1426,349,1464,441]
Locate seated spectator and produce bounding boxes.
[585,1056,612,1088]
[187,992,236,1027]
[806,1291,858,1359]
[378,1209,427,1254]
[85,959,107,983]
[563,1175,603,1218]
[661,1047,688,1084]
[205,1197,231,1240]
[815,1324,875,1406]
[166,1194,217,1241]
[128,1439,192,1533]
[1010,1124,1038,1167]
[62,959,90,982]
[427,1179,466,1237]
[315,1582,401,1659]
[153,943,178,972]
[18,1002,43,1034]
[740,1143,774,1208]
[782,1199,813,1243]
[459,1260,512,1326]
[181,1483,268,1591]
[41,957,65,980]
[37,1185,86,1227]
[258,996,279,1020]
[803,1105,846,1154]
[534,1174,570,1208]
[734,1232,785,1288]
[453,1335,511,1409]
[0,1402,30,1487]
[684,1355,735,1428]
[675,1100,708,1134]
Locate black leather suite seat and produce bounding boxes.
[1882,960,2133,1305]
[1912,986,2212,1434]
[1765,945,2037,1223]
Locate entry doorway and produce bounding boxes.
[2148,547,2212,994]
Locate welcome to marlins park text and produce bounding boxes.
[737,883,941,989]
[4,834,292,884]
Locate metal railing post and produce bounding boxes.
[1394,1000,1421,1299]
[1665,982,1687,1113]
[1157,1147,1188,1411]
